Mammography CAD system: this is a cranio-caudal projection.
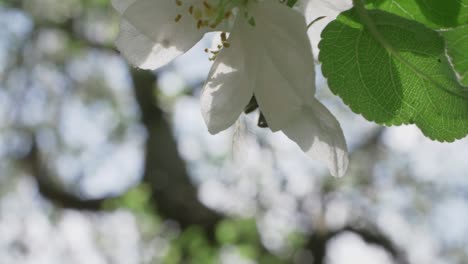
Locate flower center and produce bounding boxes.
[174,0,242,29]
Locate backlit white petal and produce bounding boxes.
[282,99,348,177]
[111,0,136,14]
[245,1,316,131]
[302,0,352,59]
[115,0,205,70]
[201,29,253,134]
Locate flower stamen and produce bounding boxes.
[204,31,231,61]
[173,0,238,30]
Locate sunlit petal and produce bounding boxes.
[115,0,205,70]
[201,30,254,134]
[244,1,316,131]
[282,99,348,177]
[300,0,353,59]
[111,0,136,14]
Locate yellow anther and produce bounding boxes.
[204,31,231,61]
[174,0,235,30]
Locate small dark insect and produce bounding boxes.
[244,96,269,128]
[257,112,269,128]
[244,96,259,114]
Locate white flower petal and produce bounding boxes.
[111,0,136,14]
[201,28,254,134]
[115,0,205,70]
[301,0,353,59]
[282,99,348,177]
[246,1,316,131]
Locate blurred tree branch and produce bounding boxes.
[131,69,222,238]
[306,223,408,264]
[19,69,223,239]
[9,0,224,242]
[305,129,409,264]
[22,141,106,210]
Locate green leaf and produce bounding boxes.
[365,0,468,29]
[319,9,468,141]
[441,25,468,86]
[363,1,468,87]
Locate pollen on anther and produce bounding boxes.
[221,32,227,42]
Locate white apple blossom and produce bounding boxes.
[112,0,348,176]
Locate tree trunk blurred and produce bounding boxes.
[131,69,222,239]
